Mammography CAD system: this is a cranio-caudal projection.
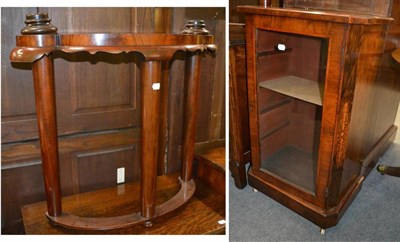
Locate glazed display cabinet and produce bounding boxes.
[238,5,398,230]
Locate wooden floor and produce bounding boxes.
[21,172,225,234]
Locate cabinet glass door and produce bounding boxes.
[256,29,328,195]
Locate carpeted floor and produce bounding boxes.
[229,109,400,241]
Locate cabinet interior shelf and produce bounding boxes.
[259,75,323,106]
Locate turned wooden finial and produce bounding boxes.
[21,12,58,35]
[181,20,210,35]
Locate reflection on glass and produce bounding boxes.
[256,29,328,194]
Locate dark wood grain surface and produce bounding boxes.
[140,61,162,219]
[2,128,141,233]
[284,0,391,16]
[21,173,225,234]
[181,54,201,182]
[11,27,214,229]
[229,24,251,189]
[237,5,392,24]
[196,145,226,195]
[32,54,62,217]
[393,48,400,63]
[240,3,396,229]
[2,7,225,234]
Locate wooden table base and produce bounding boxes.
[21,172,225,234]
[46,179,195,230]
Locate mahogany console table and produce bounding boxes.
[10,13,216,231]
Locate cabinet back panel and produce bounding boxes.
[258,93,321,194]
[259,88,290,112]
[288,99,318,153]
[292,36,322,82]
[257,29,324,83]
[259,98,320,158]
[257,54,292,81]
[259,102,290,137]
[260,123,289,161]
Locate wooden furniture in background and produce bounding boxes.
[1,7,225,234]
[377,48,400,178]
[228,0,284,189]
[229,23,251,189]
[195,142,226,195]
[238,3,399,231]
[377,165,400,177]
[9,12,216,231]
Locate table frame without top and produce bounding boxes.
[10,13,216,231]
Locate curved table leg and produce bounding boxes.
[181,52,201,182]
[32,54,62,217]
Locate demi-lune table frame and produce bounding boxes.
[10,13,216,231]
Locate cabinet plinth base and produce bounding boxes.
[361,125,397,177]
[248,168,364,229]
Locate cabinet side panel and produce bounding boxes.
[369,0,400,148]
[343,24,389,199]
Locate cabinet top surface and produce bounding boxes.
[237,6,392,25]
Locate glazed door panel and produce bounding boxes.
[246,13,348,208]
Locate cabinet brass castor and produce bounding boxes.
[320,228,326,235]
[144,221,153,228]
[252,188,258,192]
[377,165,387,175]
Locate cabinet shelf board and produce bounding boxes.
[259,75,323,106]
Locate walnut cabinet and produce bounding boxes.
[238,5,398,229]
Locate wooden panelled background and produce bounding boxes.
[1,7,225,234]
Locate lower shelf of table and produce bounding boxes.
[21,172,225,234]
